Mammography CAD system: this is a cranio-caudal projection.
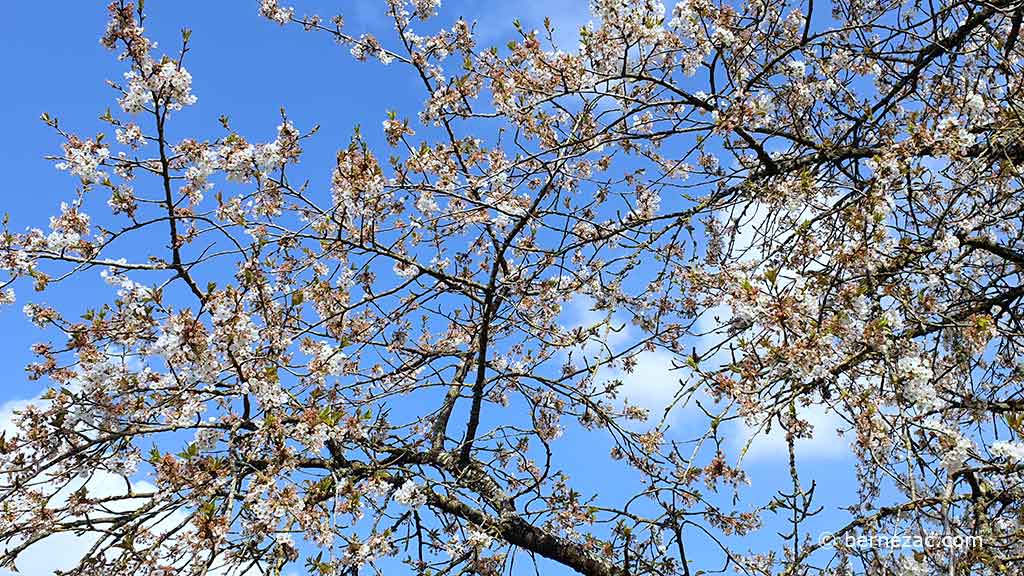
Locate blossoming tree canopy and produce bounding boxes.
[1,0,1023,574]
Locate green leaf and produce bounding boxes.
[200,500,216,518]
[177,443,199,459]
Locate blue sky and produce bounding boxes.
[0,2,875,574]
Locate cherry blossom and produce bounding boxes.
[1,0,1023,574]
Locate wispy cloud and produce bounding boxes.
[0,396,202,576]
[563,297,697,425]
[729,403,851,462]
[705,200,854,463]
[455,0,592,49]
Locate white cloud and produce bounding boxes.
[1,396,122,575]
[0,397,38,437]
[616,349,686,417]
[0,522,98,576]
[0,395,292,576]
[563,297,695,424]
[0,396,192,576]
[558,199,854,459]
[704,200,853,462]
[730,402,851,462]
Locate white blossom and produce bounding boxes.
[898,354,938,410]
[964,92,985,116]
[56,138,109,184]
[991,441,1024,462]
[415,189,439,214]
[935,234,960,254]
[711,25,736,47]
[259,0,294,25]
[935,116,975,151]
[466,528,493,550]
[194,426,221,452]
[896,555,928,576]
[412,0,442,19]
[783,59,806,77]
[120,59,197,113]
[115,123,145,147]
[394,260,419,279]
[393,479,427,508]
